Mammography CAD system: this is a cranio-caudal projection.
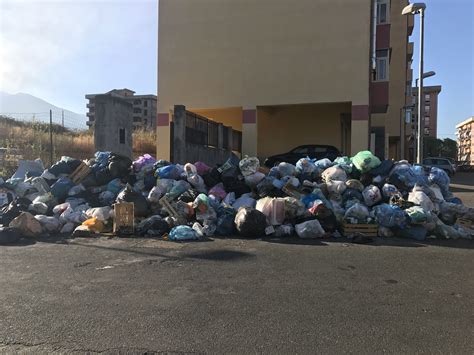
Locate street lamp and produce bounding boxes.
[415,70,436,88]
[402,2,426,164]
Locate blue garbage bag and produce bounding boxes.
[428,167,450,197]
[169,225,200,241]
[388,163,417,191]
[373,203,407,228]
[51,177,75,201]
[314,158,333,170]
[91,151,111,171]
[296,157,320,180]
[396,225,427,241]
[156,164,180,180]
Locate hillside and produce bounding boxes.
[0,91,87,128]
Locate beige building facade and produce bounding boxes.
[157,0,412,161]
[456,117,474,164]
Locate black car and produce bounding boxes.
[264,145,340,167]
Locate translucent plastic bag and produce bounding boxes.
[362,185,382,207]
[256,197,285,225]
[82,217,105,233]
[382,183,399,199]
[233,193,256,210]
[244,172,266,189]
[34,215,60,233]
[208,183,227,200]
[86,206,113,221]
[165,180,191,201]
[277,162,296,177]
[408,190,434,212]
[327,180,347,195]
[428,167,450,197]
[322,166,347,183]
[334,156,352,173]
[133,154,156,172]
[351,151,381,173]
[168,225,200,241]
[296,158,319,179]
[295,219,325,239]
[239,157,260,176]
[405,206,428,224]
[314,158,333,170]
[373,203,407,228]
[344,203,370,222]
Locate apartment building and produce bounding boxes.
[86,89,157,129]
[156,0,413,161]
[410,85,442,138]
[456,117,474,164]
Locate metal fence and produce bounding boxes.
[0,111,156,176]
[184,110,241,152]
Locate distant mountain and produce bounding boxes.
[0,91,87,129]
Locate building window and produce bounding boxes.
[375,50,389,81]
[424,116,430,125]
[133,116,142,122]
[144,119,148,126]
[377,0,390,24]
[144,109,148,116]
[119,128,126,144]
[424,94,430,101]
[424,105,430,114]
[144,100,148,107]
[133,108,141,114]
[424,127,430,135]
[133,99,141,105]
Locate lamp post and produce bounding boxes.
[413,70,436,162]
[402,2,426,164]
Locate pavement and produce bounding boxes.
[0,173,473,354]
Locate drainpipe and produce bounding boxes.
[371,0,378,76]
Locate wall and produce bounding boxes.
[191,107,243,130]
[158,0,371,114]
[257,103,351,158]
[375,0,409,159]
[94,94,133,158]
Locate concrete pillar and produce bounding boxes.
[217,123,224,149]
[227,126,233,152]
[242,107,257,157]
[156,112,171,161]
[94,94,133,158]
[350,104,370,154]
[172,105,186,164]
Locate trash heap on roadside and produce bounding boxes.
[1,150,473,244]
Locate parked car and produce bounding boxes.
[264,145,340,167]
[423,157,456,176]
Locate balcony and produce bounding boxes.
[407,42,414,61]
[86,102,95,109]
[407,14,414,36]
[86,112,95,118]
[370,81,389,113]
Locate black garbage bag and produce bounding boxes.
[216,213,236,236]
[234,207,266,238]
[0,227,22,245]
[221,166,250,197]
[108,153,132,178]
[81,173,98,188]
[66,159,82,173]
[256,177,283,198]
[369,159,394,177]
[342,188,363,203]
[116,184,149,217]
[203,167,221,188]
[178,189,200,203]
[0,197,31,227]
[136,216,170,236]
[48,161,72,177]
[95,168,114,186]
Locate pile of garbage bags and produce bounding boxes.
[1,150,473,244]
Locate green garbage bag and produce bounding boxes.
[351,151,381,173]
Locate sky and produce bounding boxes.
[0,0,473,138]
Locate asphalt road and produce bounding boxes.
[0,173,473,354]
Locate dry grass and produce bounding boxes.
[0,116,157,176]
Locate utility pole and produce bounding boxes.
[49,109,53,166]
[62,110,64,127]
